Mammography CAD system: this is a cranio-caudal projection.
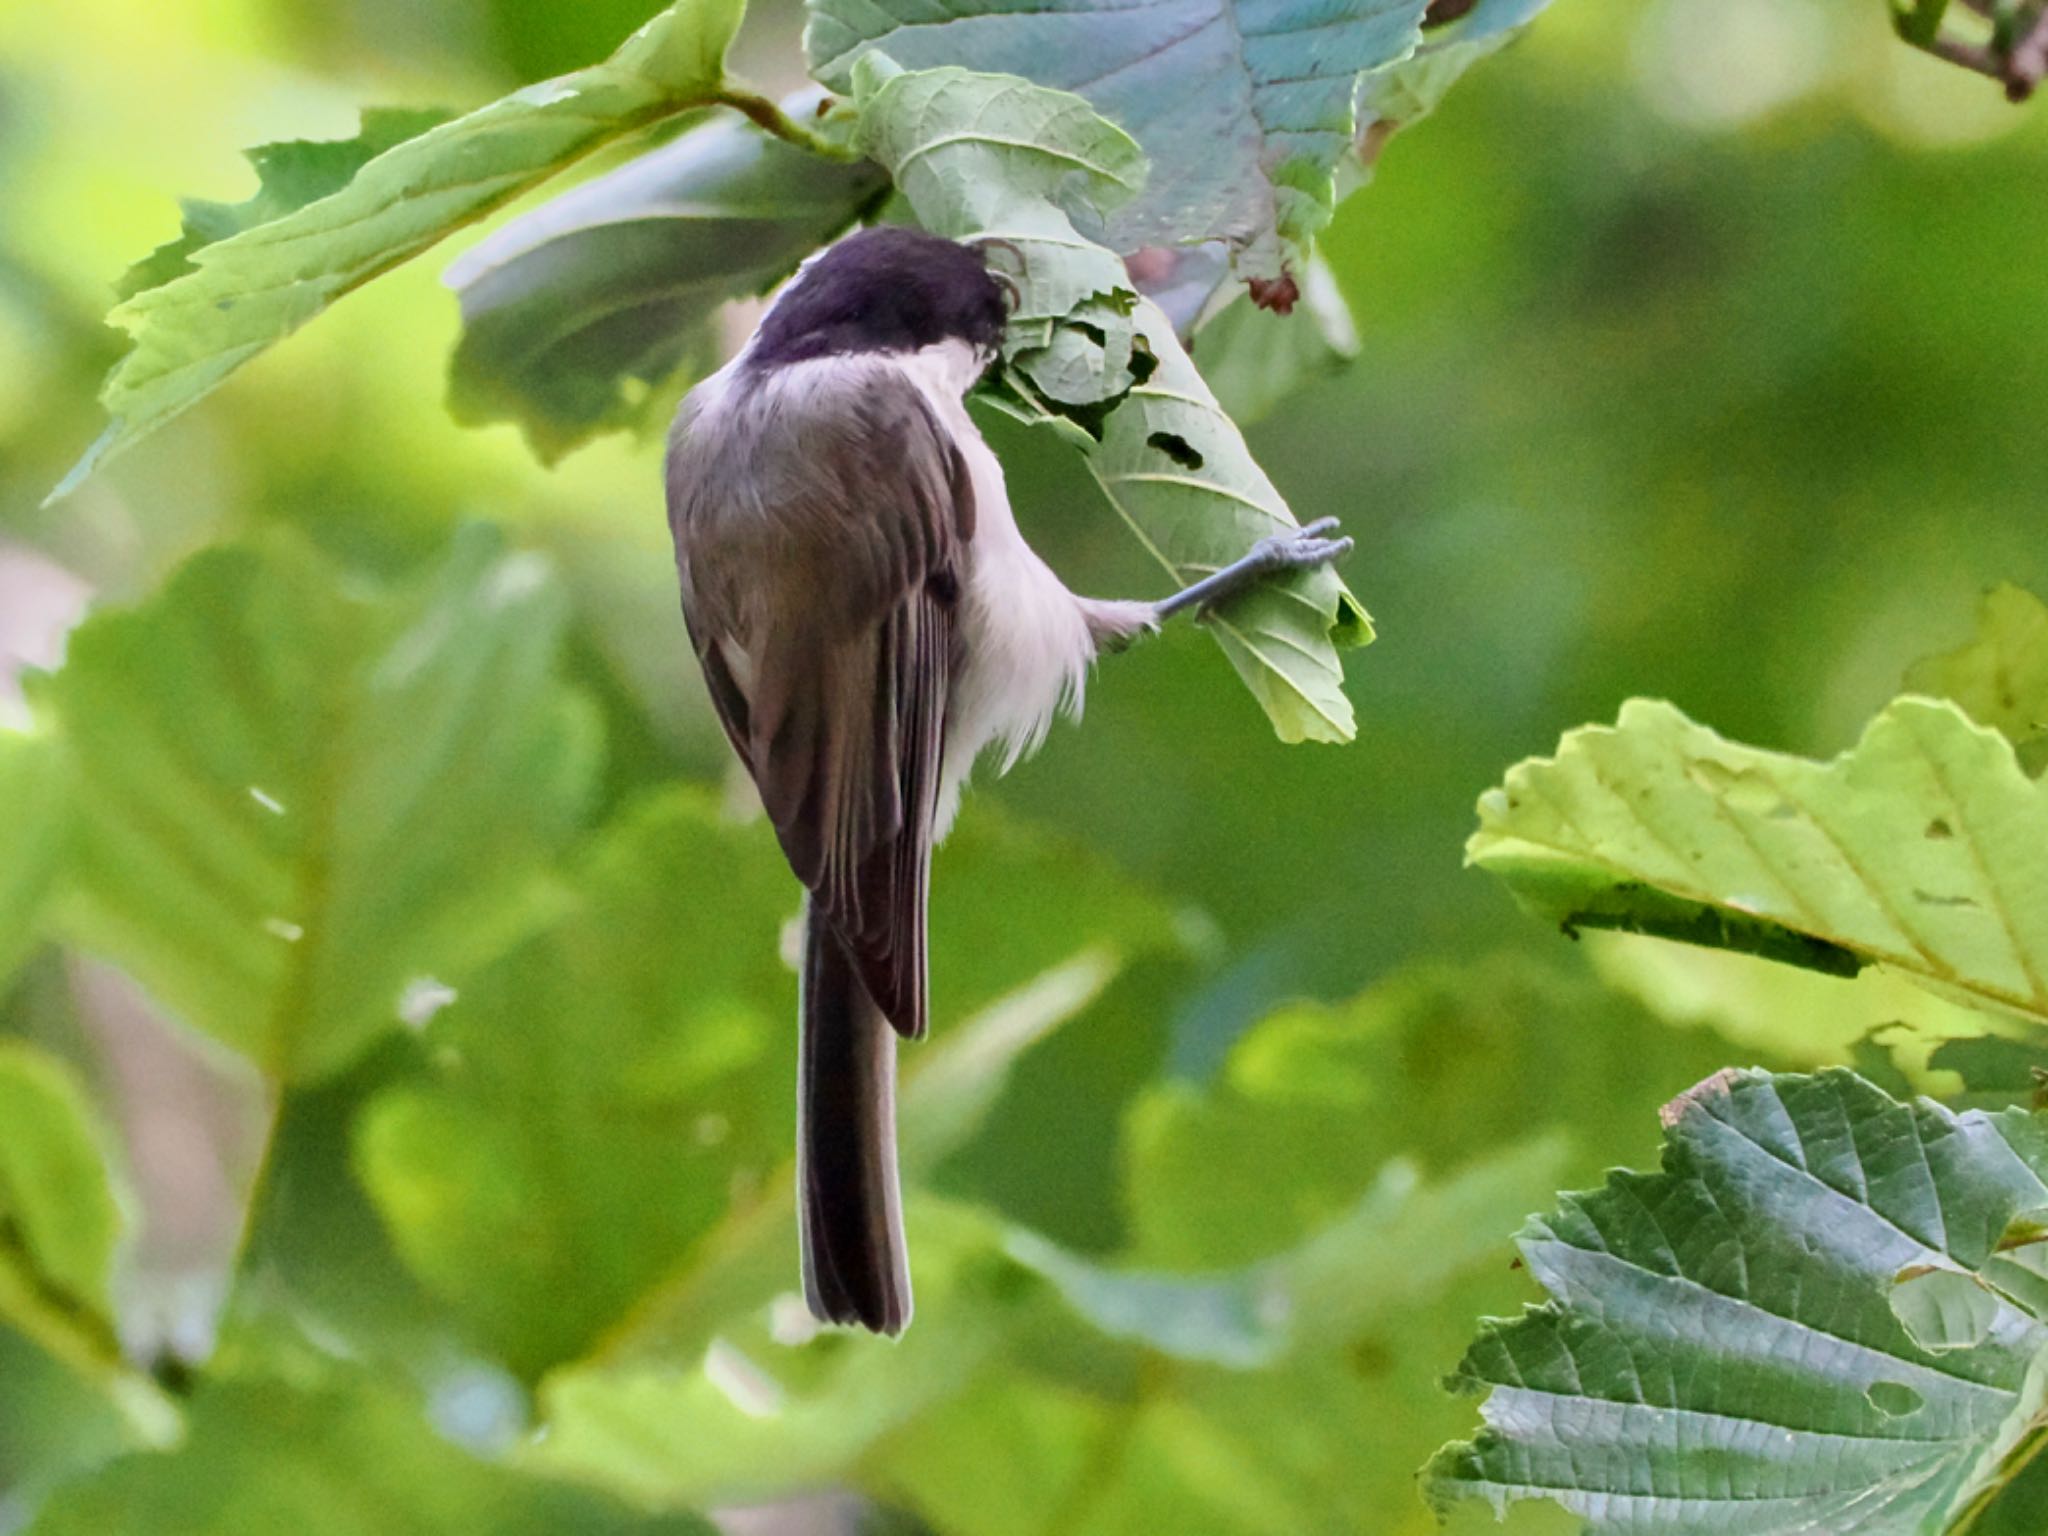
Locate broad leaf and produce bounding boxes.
[531,1201,1028,1506]
[810,0,1431,277]
[1471,697,2048,1023]
[0,1043,125,1344]
[0,1044,171,1450]
[41,528,597,1082]
[23,1363,716,1536]
[850,60,1143,334]
[1428,1069,2048,1534]
[1010,1142,1568,1369]
[852,63,1369,742]
[1907,584,2048,776]
[445,99,885,461]
[113,109,453,301]
[359,788,1179,1377]
[354,791,798,1379]
[57,0,747,496]
[0,730,67,989]
[1356,0,1555,139]
[1125,957,1742,1268]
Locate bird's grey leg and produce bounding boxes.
[1080,517,1353,652]
[1152,517,1353,621]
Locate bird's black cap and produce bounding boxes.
[749,226,1010,367]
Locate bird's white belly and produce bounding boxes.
[896,344,1094,835]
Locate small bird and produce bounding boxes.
[666,225,1351,1334]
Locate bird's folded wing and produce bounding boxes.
[676,366,975,1039]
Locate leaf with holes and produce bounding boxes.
[1471,697,2048,1023]
[54,0,747,498]
[811,0,1431,277]
[1907,585,2048,777]
[445,98,886,462]
[1428,1069,2048,1534]
[37,527,597,1082]
[852,63,1369,742]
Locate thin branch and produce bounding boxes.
[711,88,861,161]
[1917,30,2011,78]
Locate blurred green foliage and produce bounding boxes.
[5,0,2048,1532]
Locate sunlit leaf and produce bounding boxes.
[811,0,1431,276]
[1125,957,1740,1267]
[359,790,1179,1377]
[0,730,67,989]
[0,1044,171,1452]
[56,0,748,496]
[532,1201,1026,1506]
[445,99,885,462]
[1428,1069,2048,1534]
[1906,584,2048,777]
[114,109,454,301]
[0,1042,125,1333]
[355,791,797,1379]
[1010,1141,1567,1368]
[1471,697,2048,1023]
[40,527,597,1082]
[22,1362,716,1536]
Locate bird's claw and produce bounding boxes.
[1246,517,1354,577]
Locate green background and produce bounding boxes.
[3,0,2046,1530]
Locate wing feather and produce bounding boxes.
[668,361,973,1039]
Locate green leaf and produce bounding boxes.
[358,790,1179,1377]
[1907,585,2048,777]
[851,63,1370,742]
[531,1201,1028,1507]
[0,1043,173,1450]
[114,108,454,302]
[812,0,1431,277]
[56,0,747,498]
[0,1042,125,1331]
[22,1363,717,1536]
[445,100,885,462]
[1125,956,1742,1268]
[1428,1069,2048,1533]
[354,790,797,1379]
[1010,1141,1569,1369]
[0,729,68,990]
[1356,0,1555,139]
[1471,697,2048,1023]
[41,527,597,1083]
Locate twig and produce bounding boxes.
[712,88,860,160]
[1921,30,2011,78]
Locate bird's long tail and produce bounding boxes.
[798,912,912,1334]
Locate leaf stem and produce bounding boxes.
[711,87,859,160]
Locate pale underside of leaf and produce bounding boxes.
[1906,585,2048,776]
[809,0,1431,275]
[852,63,1367,742]
[1471,697,2048,1023]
